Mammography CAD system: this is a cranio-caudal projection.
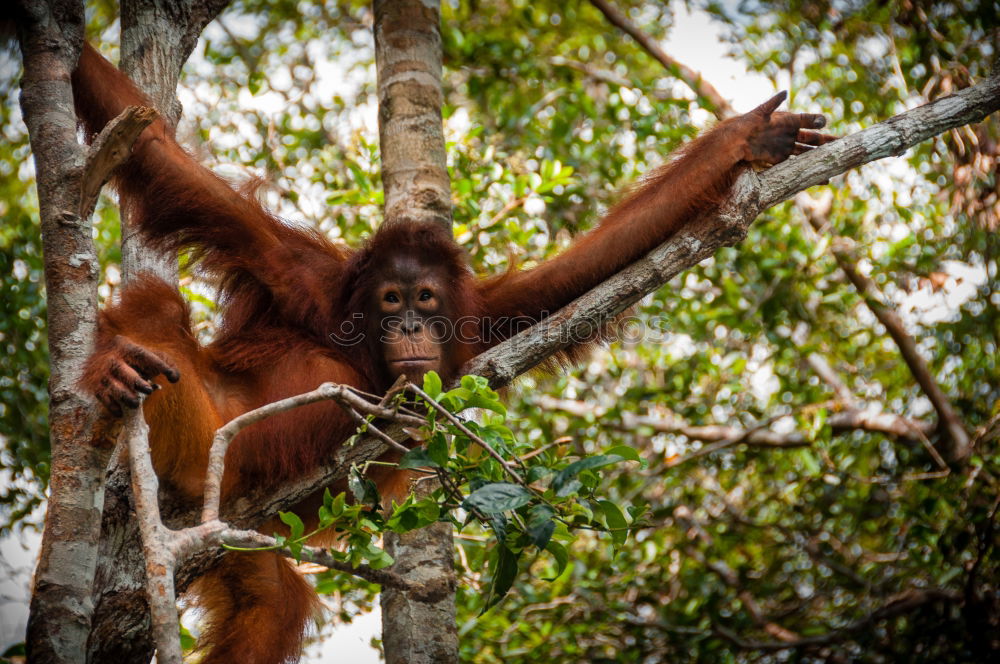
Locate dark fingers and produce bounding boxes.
[796,113,827,129]
[117,336,181,382]
[154,353,181,383]
[111,361,157,395]
[796,128,837,145]
[99,375,140,413]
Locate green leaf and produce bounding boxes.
[553,454,626,496]
[798,448,821,476]
[597,499,628,549]
[365,547,395,570]
[543,540,569,580]
[526,504,555,549]
[603,445,642,463]
[247,70,264,95]
[422,370,442,399]
[483,544,520,610]
[464,483,532,513]
[179,625,196,652]
[461,374,484,390]
[3,643,27,657]
[348,469,380,506]
[329,492,346,518]
[427,432,450,466]
[465,393,507,415]
[279,511,305,540]
[388,497,440,532]
[398,447,439,469]
[317,505,334,528]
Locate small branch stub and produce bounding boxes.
[80,105,158,220]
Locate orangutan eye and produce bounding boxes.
[384,292,400,303]
[418,290,433,302]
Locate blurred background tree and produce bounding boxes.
[2,0,997,661]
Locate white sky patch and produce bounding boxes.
[306,605,383,663]
[661,3,772,117]
[0,514,42,650]
[899,260,988,326]
[749,358,780,404]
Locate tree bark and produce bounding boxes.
[380,512,459,664]
[374,0,459,661]
[116,0,230,281]
[462,72,1000,389]
[16,2,115,662]
[374,0,452,232]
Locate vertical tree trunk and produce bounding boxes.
[17,2,112,662]
[374,0,459,661]
[374,0,452,232]
[116,0,228,282]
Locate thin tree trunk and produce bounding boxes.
[374,0,459,661]
[116,0,230,282]
[374,0,452,232]
[17,2,113,662]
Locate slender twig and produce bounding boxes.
[663,404,831,468]
[487,195,527,227]
[122,406,183,664]
[587,0,735,117]
[550,56,674,100]
[203,381,423,522]
[805,353,856,405]
[407,383,528,486]
[218,528,437,595]
[518,437,572,462]
[345,408,411,454]
[540,396,937,449]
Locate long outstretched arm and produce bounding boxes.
[72,43,347,327]
[478,93,833,331]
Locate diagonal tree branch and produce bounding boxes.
[79,105,158,220]
[536,396,937,449]
[797,192,971,461]
[587,5,996,463]
[759,76,1000,207]
[461,72,1000,390]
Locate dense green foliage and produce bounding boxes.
[3,0,998,661]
